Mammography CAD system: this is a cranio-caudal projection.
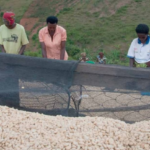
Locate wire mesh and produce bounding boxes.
[70,85,150,123]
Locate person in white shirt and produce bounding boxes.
[127,24,150,67]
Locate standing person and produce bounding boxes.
[0,12,29,54]
[127,24,150,68]
[39,16,68,60]
[97,52,106,64]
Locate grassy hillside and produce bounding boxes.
[0,0,33,23]
[0,0,150,65]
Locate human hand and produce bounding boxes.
[146,61,150,67]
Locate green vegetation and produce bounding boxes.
[0,0,33,24]
[1,0,150,66]
[134,0,142,2]
[117,6,128,14]
[24,50,42,57]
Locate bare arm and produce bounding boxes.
[0,45,6,53]
[129,58,135,67]
[40,42,47,58]
[19,45,26,55]
[60,41,66,60]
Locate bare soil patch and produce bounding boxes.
[20,18,39,31]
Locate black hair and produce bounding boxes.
[136,24,149,34]
[46,16,58,24]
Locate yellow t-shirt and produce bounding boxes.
[0,24,29,54]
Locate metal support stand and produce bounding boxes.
[71,85,82,117]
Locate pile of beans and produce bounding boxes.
[0,106,149,150]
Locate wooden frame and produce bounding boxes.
[73,63,150,92]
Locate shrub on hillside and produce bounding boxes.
[32,34,38,41]
[24,50,42,58]
[0,12,3,17]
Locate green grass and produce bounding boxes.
[56,0,150,65]
[1,0,150,66]
[0,0,33,24]
[134,0,142,2]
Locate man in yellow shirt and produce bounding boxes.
[0,12,29,109]
[0,12,29,54]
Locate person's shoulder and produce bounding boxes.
[39,26,47,33]
[0,24,5,28]
[132,38,138,43]
[0,24,6,30]
[16,24,25,29]
[16,24,27,32]
[57,25,66,32]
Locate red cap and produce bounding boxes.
[3,12,15,25]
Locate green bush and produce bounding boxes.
[117,6,128,14]
[32,34,38,41]
[58,7,72,15]
[24,50,42,58]
[0,12,4,17]
[66,43,81,59]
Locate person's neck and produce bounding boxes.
[7,23,16,29]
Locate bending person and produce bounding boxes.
[127,24,150,67]
[0,12,29,108]
[39,16,68,60]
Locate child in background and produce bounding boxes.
[97,52,106,64]
[79,52,89,62]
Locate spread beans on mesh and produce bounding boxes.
[0,106,149,150]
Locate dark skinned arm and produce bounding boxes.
[0,45,6,53]
[19,45,26,55]
[129,58,135,67]
[60,41,66,60]
[40,42,47,58]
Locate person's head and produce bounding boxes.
[81,52,86,60]
[81,52,86,59]
[99,52,104,58]
[46,16,58,32]
[136,24,149,43]
[3,12,15,29]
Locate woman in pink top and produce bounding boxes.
[39,16,68,60]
